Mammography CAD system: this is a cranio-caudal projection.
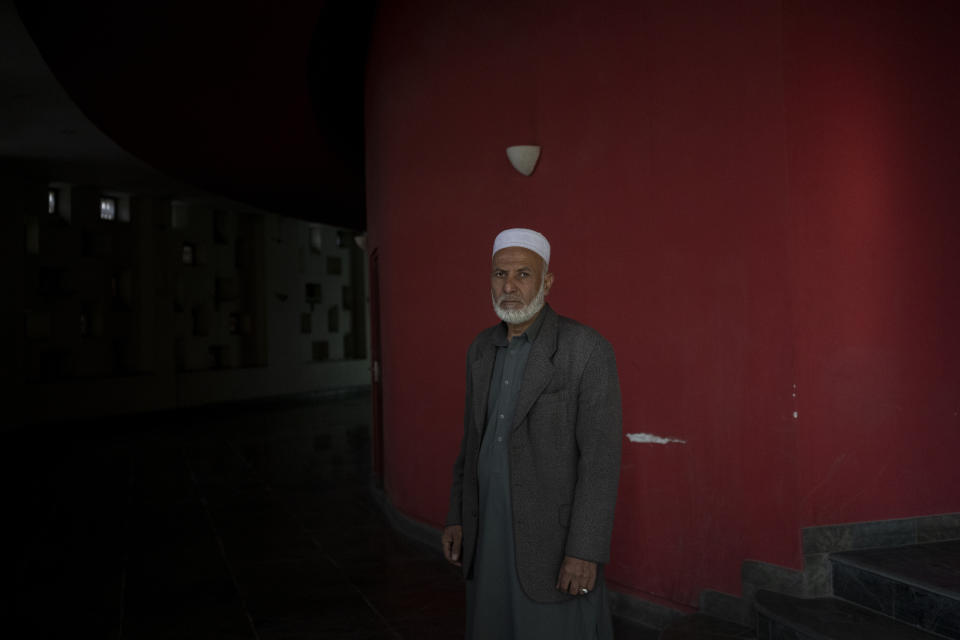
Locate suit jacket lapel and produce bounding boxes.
[512,308,558,431]
[471,344,495,433]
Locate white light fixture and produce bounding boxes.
[506,145,541,176]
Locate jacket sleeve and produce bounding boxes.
[564,336,622,563]
[445,352,472,526]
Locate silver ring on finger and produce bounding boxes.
[579,587,589,596]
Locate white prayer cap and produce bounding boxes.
[492,228,551,266]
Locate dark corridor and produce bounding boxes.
[3,393,465,638]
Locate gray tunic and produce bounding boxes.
[466,312,612,640]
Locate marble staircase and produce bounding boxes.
[755,540,960,639]
[654,535,960,639]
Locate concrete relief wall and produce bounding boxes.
[10,178,371,424]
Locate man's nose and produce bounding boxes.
[503,277,518,293]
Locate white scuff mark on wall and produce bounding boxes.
[625,433,687,445]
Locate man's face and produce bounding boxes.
[490,246,553,324]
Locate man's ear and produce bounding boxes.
[543,272,555,295]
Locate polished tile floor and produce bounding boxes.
[3,392,658,639]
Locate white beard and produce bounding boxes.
[492,277,547,325]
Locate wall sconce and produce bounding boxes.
[506,145,541,176]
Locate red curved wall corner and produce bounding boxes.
[365,0,960,609]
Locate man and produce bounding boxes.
[441,228,622,639]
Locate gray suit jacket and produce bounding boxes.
[446,304,622,603]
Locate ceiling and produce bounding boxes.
[2,0,375,229]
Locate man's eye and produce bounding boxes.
[519,272,529,278]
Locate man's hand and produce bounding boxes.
[441,525,463,566]
[556,556,597,595]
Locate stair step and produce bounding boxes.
[832,540,960,599]
[660,613,756,639]
[755,589,945,640]
[831,540,960,638]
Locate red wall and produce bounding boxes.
[365,0,960,608]
[785,1,960,526]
